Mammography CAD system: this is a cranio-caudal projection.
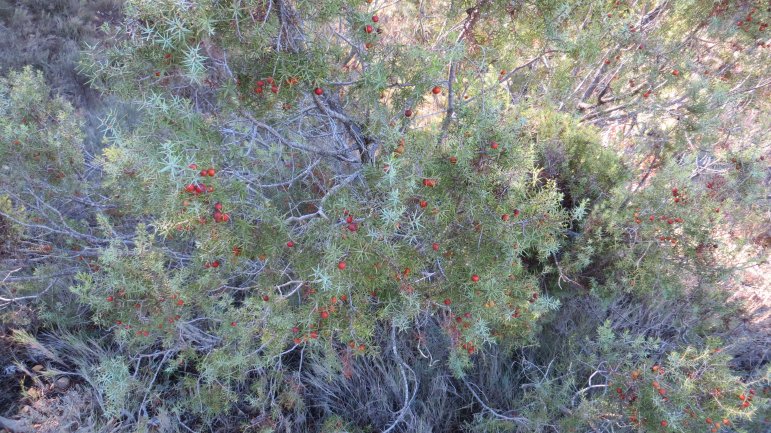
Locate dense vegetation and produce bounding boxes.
[1,0,769,432]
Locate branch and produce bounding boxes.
[0,416,32,433]
[239,111,359,162]
[463,378,530,425]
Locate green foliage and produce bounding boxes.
[1,0,769,432]
[0,66,85,191]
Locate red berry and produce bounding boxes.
[188,163,198,169]
[262,295,270,301]
[177,300,184,306]
[314,87,323,96]
[348,223,358,232]
[200,169,208,177]
[432,86,441,94]
[185,184,195,193]
[293,337,302,344]
[490,141,499,149]
[404,109,413,117]
[230,322,237,327]
[338,261,347,270]
[672,69,679,76]
[257,80,265,87]
[501,213,510,221]
[320,311,329,319]
[672,187,678,196]
[660,420,668,427]
[211,260,220,268]
[616,387,623,393]
[254,87,263,94]
[207,168,216,177]
[221,214,230,222]
[372,15,379,23]
[471,274,480,282]
[365,25,373,33]
[310,331,318,339]
[419,200,428,208]
[287,241,295,248]
[292,326,299,333]
[271,86,279,93]
[346,215,354,224]
[432,242,439,251]
[443,298,452,306]
[107,296,114,302]
[513,209,520,217]
[214,202,223,212]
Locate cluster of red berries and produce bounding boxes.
[343,210,358,232]
[422,178,437,187]
[737,8,767,31]
[213,201,231,223]
[254,76,279,94]
[184,164,216,194]
[198,166,216,177]
[669,187,690,204]
[362,15,382,49]
[460,341,476,354]
[347,340,367,352]
[651,380,670,401]
[292,326,319,345]
[738,388,755,408]
[615,386,638,403]
[704,417,731,433]
[184,183,211,194]
[501,209,521,221]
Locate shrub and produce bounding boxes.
[1,0,769,432]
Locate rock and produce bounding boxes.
[54,377,70,390]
